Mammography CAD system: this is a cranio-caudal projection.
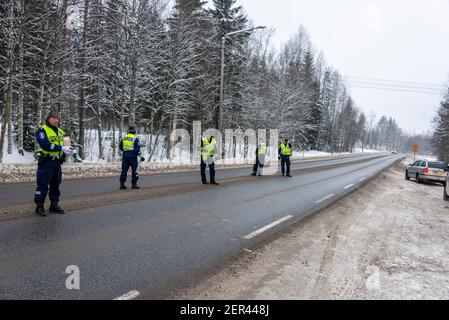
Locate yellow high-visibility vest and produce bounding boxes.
[258,143,267,155]
[38,125,64,159]
[201,137,216,161]
[122,134,136,152]
[280,143,292,156]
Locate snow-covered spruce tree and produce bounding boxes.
[300,48,322,151]
[336,98,358,152]
[356,112,367,152]
[317,67,334,152]
[431,89,449,161]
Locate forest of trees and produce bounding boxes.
[0,0,423,162]
[432,88,449,162]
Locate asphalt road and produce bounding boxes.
[0,153,403,299]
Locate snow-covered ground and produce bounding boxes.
[0,134,35,164]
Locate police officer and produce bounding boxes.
[119,126,144,190]
[251,141,267,176]
[201,135,219,185]
[279,138,293,177]
[35,110,74,216]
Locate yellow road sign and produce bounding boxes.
[412,144,419,153]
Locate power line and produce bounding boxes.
[344,76,446,89]
[349,84,444,96]
[343,75,447,96]
[346,79,445,92]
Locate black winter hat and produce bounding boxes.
[47,110,60,120]
[128,126,137,134]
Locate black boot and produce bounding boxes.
[251,173,256,176]
[120,183,127,190]
[131,184,140,189]
[210,181,219,185]
[202,181,209,185]
[35,203,47,217]
[49,202,65,214]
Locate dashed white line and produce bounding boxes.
[344,184,354,190]
[114,290,140,300]
[316,194,335,204]
[244,215,293,240]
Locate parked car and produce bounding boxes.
[405,160,448,185]
[444,175,449,201]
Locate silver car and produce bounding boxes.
[405,160,448,184]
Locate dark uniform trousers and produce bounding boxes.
[281,155,291,176]
[120,156,139,184]
[34,158,62,204]
[253,156,264,174]
[201,159,215,183]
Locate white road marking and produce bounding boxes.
[244,215,293,240]
[114,290,140,300]
[316,194,335,204]
[344,184,354,190]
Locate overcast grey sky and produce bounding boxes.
[234,0,449,134]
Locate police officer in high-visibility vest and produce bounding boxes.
[34,110,74,216]
[201,135,219,185]
[119,126,144,190]
[251,142,267,176]
[279,138,293,177]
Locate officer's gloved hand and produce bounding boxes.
[140,157,146,162]
[62,146,74,155]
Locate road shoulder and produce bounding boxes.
[171,162,449,299]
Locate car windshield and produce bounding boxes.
[429,162,448,169]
